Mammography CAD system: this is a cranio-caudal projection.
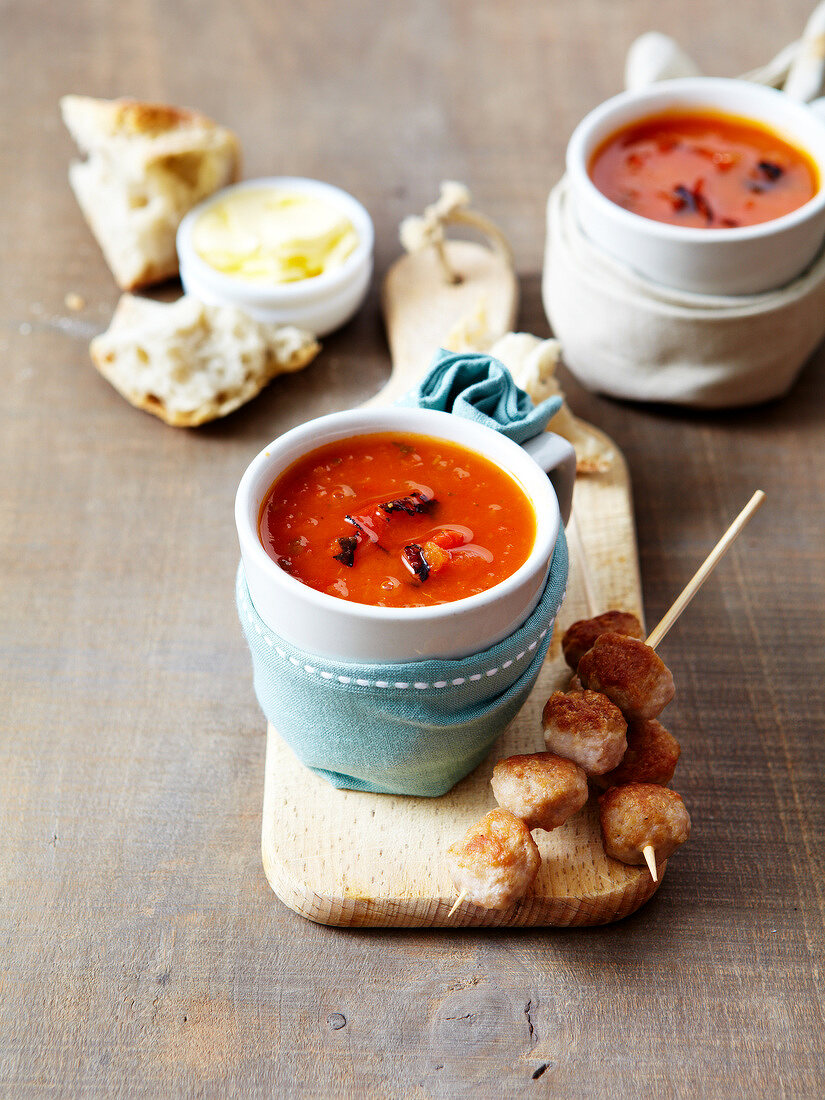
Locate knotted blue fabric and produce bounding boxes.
[396,348,563,442]
[237,349,569,796]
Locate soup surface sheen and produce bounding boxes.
[589,110,818,229]
[258,432,536,608]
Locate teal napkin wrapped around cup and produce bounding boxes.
[237,349,569,797]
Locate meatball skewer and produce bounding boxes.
[592,717,681,791]
[561,491,764,879]
[491,752,588,831]
[446,808,541,917]
[447,754,590,917]
[576,632,675,721]
[599,783,691,881]
[542,688,628,775]
[447,491,765,913]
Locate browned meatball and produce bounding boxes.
[577,632,675,720]
[562,610,645,670]
[446,808,541,909]
[594,718,681,790]
[491,752,588,831]
[599,783,690,867]
[541,689,627,775]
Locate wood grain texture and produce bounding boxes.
[2,0,824,1096]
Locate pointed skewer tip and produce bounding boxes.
[643,844,658,883]
[447,891,467,919]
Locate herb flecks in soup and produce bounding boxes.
[258,433,536,608]
[589,110,818,229]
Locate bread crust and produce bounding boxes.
[61,95,241,290]
[89,294,320,427]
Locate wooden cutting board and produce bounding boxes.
[260,239,657,927]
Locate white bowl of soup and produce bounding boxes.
[235,407,575,661]
[565,78,825,294]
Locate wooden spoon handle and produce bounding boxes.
[373,238,518,406]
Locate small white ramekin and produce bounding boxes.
[566,78,825,295]
[235,407,575,662]
[176,176,374,336]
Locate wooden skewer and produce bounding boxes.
[642,844,658,882]
[646,491,765,651]
[634,494,764,884]
[571,494,764,890]
[446,891,467,918]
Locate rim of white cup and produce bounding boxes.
[565,77,825,245]
[177,176,375,303]
[235,407,560,634]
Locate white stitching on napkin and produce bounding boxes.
[239,579,551,690]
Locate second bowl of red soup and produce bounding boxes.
[565,77,825,294]
[588,109,818,230]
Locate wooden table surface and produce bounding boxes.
[2,1,824,1096]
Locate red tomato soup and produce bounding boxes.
[589,110,818,229]
[258,432,536,608]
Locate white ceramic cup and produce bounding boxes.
[177,176,374,336]
[565,77,825,295]
[235,407,576,662]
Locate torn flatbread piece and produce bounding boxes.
[61,95,240,290]
[90,295,319,426]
